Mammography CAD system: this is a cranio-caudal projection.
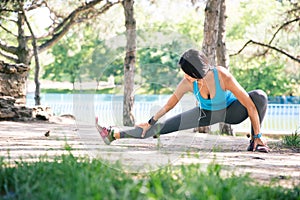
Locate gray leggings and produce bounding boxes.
[120,90,268,139]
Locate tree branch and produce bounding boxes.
[0,40,17,54]
[0,8,15,13]
[230,40,300,63]
[76,0,121,22]
[269,18,300,45]
[25,0,47,11]
[230,17,300,63]
[38,0,121,52]
[0,23,18,37]
[0,50,18,63]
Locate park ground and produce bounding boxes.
[0,117,299,188]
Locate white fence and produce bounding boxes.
[28,97,300,134]
[232,104,300,134]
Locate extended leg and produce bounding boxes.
[120,107,204,138]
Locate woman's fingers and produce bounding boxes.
[253,137,269,152]
[135,123,151,138]
[141,125,150,138]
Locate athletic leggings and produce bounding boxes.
[120,90,268,139]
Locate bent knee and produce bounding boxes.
[249,89,268,105]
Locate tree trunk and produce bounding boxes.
[202,0,221,65]
[16,13,33,66]
[33,46,41,106]
[216,0,228,68]
[122,0,136,126]
[20,4,41,106]
[198,0,221,133]
[16,7,33,104]
[216,0,233,135]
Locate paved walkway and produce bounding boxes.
[0,118,299,188]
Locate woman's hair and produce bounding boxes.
[178,49,212,79]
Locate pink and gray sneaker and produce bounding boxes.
[95,117,115,145]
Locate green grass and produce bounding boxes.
[283,129,300,149]
[41,88,74,94]
[1,154,299,200]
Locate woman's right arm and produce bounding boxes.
[152,78,191,121]
[139,78,191,137]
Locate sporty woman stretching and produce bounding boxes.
[96,49,269,152]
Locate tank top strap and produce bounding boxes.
[212,67,223,92]
[193,81,200,96]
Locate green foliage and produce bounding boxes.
[227,0,268,40]
[42,32,93,86]
[87,40,123,85]
[231,58,294,96]
[42,27,124,87]
[175,16,204,44]
[36,0,299,95]
[138,43,182,94]
[41,88,74,94]
[226,0,299,95]
[0,154,299,199]
[283,128,300,148]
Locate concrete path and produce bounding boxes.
[0,118,299,188]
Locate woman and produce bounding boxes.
[96,49,269,152]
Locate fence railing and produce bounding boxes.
[28,99,300,134]
[232,104,300,134]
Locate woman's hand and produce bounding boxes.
[253,137,269,152]
[135,122,151,138]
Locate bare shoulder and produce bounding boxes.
[215,66,237,90]
[216,66,230,76]
[216,66,245,93]
[216,66,234,81]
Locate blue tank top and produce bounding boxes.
[193,68,237,111]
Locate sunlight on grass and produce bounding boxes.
[0,153,299,200]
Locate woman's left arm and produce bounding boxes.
[220,68,267,150]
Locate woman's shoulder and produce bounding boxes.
[215,66,233,79]
[215,66,229,73]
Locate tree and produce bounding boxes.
[230,1,300,63]
[216,0,233,135]
[192,0,232,134]
[0,0,121,104]
[227,0,299,95]
[42,33,91,89]
[195,0,221,133]
[202,0,220,65]
[122,0,136,126]
[17,1,42,105]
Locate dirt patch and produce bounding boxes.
[0,119,299,188]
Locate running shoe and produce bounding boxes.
[95,117,115,145]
